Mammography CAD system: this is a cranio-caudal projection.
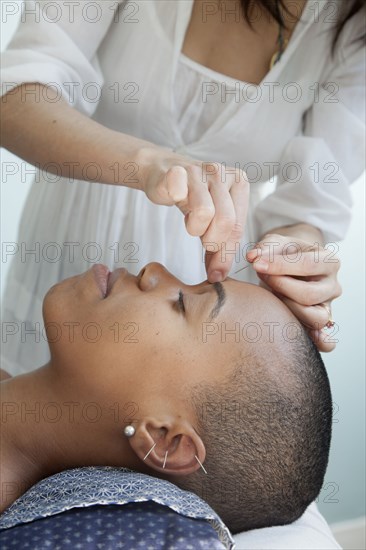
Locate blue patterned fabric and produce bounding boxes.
[0,466,234,549]
[0,501,226,549]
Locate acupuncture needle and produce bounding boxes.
[233,264,251,274]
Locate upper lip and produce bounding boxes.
[105,267,141,298]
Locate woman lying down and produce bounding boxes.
[0,262,332,549]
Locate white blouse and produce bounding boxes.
[1,0,364,247]
[0,0,364,377]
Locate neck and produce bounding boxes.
[0,362,147,513]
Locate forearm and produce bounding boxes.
[0,83,164,189]
[260,223,325,246]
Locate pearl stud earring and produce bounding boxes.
[124,425,136,438]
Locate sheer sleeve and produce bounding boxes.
[0,0,125,116]
[254,13,365,243]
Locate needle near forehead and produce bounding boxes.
[233,264,251,274]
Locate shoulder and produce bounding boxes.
[0,369,12,381]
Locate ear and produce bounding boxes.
[128,416,207,476]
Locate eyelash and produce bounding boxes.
[177,289,185,313]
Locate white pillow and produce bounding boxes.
[233,502,341,549]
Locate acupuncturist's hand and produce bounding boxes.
[140,149,250,283]
[1,85,248,283]
[247,232,342,352]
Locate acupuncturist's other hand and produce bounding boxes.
[247,232,342,352]
[140,149,250,283]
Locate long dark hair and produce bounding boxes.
[240,0,366,55]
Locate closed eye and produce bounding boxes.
[177,289,185,313]
[174,282,226,320]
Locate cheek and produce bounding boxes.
[43,296,137,369]
[43,271,100,326]
[43,276,79,321]
[42,284,70,328]
[42,288,98,366]
[46,292,184,373]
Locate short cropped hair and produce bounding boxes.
[170,328,332,534]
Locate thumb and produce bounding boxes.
[165,166,189,203]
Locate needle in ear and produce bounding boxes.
[195,455,208,474]
[162,450,168,469]
[143,442,157,461]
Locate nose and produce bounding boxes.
[138,262,174,291]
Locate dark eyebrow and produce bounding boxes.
[207,282,227,321]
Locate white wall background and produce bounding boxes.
[1,0,365,529]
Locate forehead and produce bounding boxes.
[223,278,271,303]
[220,278,297,326]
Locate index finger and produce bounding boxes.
[180,166,216,237]
[251,250,337,277]
[206,170,249,281]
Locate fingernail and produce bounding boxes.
[247,248,261,258]
[254,260,269,271]
[210,270,223,282]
